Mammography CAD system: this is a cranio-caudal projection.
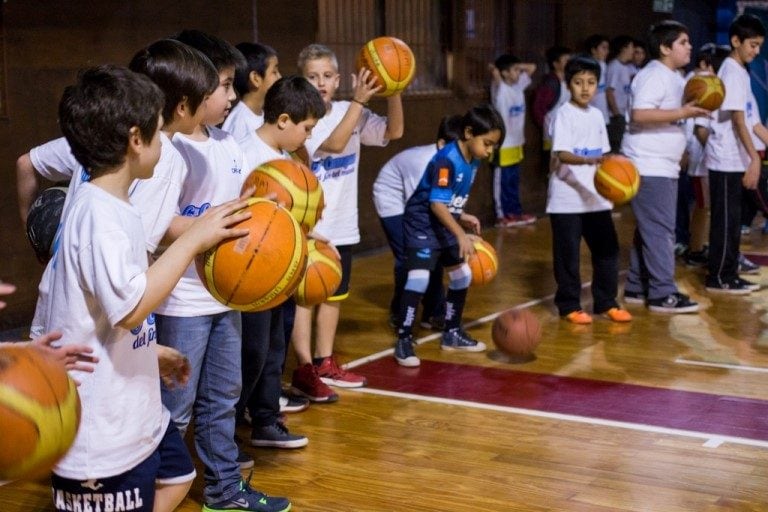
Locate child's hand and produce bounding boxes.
[184,198,252,254]
[350,67,382,103]
[156,344,190,389]
[0,281,16,310]
[743,158,761,189]
[681,102,710,119]
[458,233,476,260]
[460,213,481,235]
[33,331,99,378]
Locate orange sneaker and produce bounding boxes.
[603,307,632,323]
[565,310,593,324]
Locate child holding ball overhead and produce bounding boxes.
[547,56,632,325]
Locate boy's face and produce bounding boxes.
[203,65,236,125]
[568,70,598,108]
[302,57,340,106]
[261,56,282,93]
[278,115,318,152]
[465,128,501,161]
[592,41,609,62]
[136,113,163,179]
[500,64,522,84]
[173,97,209,135]
[618,42,635,63]
[664,32,692,68]
[732,35,764,65]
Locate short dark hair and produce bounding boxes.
[234,42,278,96]
[565,55,601,84]
[584,34,609,53]
[608,35,634,60]
[461,103,505,142]
[648,20,689,59]
[59,65,163,177]
[263,75,325,124]
[729,13,767,43]
[545,46,571,67]
[129,39,218,124]
[494,53,521,72]
[436,115,463,143]
[173,29,246,72]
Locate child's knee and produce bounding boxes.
[404,269,430,293]
[448,263,472,290]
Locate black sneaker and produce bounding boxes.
[705,279,752,295]
[684,249,708,267]
[279,393,309,413]
[647,292,700,313]
[735,277,760,291]
[394,334,420,367]
[623,289,646,304]
[419,315,446,331]
[441,328,487,352]
[250,422,308,449]
[738,253,760,275]
[236,447,254,469]
[203,479,291,512]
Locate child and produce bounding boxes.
[605,35,635,153]
[547,56,631,324]
[532,46,571,153]
[584,34,611,125]
[393,105,504,367]
[235,75,325,450]
[157,30,290,512]
[621,20,709,313]
[704,14,766,294]
[34,64,250,512]
[489,54,537,227]
[290,43,403,401]
[222,42,281,141]
[373,115,463,330]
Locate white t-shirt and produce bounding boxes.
[237,129,284,174]
[305,100,389,245]
[547,102,612,214]
[373,144,437,218]
[686,116,707,178]
[33,183,168,480]
[606,59,634,116]
[591,60,610,123]
[221,101,264,143]
[492,73,532,165]
[156,126,249,316]
[621,60,687,178]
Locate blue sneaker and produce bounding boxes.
[394,334,420,367]
[440,328,486,352]
[202,479,291,512]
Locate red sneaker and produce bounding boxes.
[316,356,367,388]
[290,363,339,403]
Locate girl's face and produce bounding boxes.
[464,128,502,160]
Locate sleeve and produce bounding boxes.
[551,109,574,153]
[630,69,665,110]
[600,115,611,154]
[606,61,621,90]
[359,108,389,147]
[29,137,82,182]
[720,66,748,113]
[426,157,456,204]
[518,72,533,91]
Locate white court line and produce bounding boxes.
[675,358,768,373]
[349,386,768,450]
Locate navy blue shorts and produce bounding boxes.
[51,422,195,512]
[406,245,463,271]
[329,244,353,301]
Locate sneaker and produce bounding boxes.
[564,310,593,324]
[394,334,420,367]
[279,393,309,413]
[419,315,445,330]
[316,356,367,388]
[440,328,487,352]
[290,363,339,403]
[236,447,254,469]
[504,214,536,227]
[738,253,760,275]
[495,217,510,228]
[602,307,632,322]
[250,422,308,449]
[735,276,760,291]
[647,292,700,313]
[705,279,752,295]
[203,479,291,512]
[684,249,708,267]
[741,225,752,235]
[623,290,646,304]
[674,243,688,257]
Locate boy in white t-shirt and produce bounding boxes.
[704,14,766,294]
[621,21,709,313]
[605,35,636,153]
[290,43,403,401]
[547,56,632,325]
[489,53,537,227]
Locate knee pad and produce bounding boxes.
[404,269,430,293]
[448,263,472,290]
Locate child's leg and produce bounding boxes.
[290,303,338,402]
[421,263,445,326]
[237,311,271,423]
[397,247,437,337]
[314,301,340,359]
[505,163,523,216]
[493,165,505,219]
[439,248,485,351]
[688,176,710,252]
[583,210,620,314]
[707,171,742,285]
[154,481,193,512]
[549,213,585,316]
[675,172,692,251]
[378,214,407,320]
[291,304,313,366]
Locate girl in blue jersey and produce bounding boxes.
[394,105,504,367]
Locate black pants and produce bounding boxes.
[708,170,743,285]
[551,210,619,315]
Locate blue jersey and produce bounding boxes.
[403,141,479,249]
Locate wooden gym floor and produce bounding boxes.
[3,207,768,511]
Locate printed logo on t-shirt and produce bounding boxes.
[508,104,525,117]
[181,202,211,217]
[437,167,450,187]
[311,154,357,182]
[131,313,156,350]
[230,159,242,175]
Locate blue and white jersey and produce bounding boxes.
[403,140,479,249]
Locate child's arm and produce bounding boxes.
[16,153,44,225]
[317,68,380,153]
[383,93,404,140]
[631,102,709,124]
[520,63,537,77]
[556,151,602,166]
[732,111,761,189]
[752,122,768,147]
[430,202,475,259]
[488,63,502,97]
[606,89,620,117]
[694,125,709,146]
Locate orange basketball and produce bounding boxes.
[0,344,81,480]
[242,159,324,233]
[594,155,640,205]
[356,36,416,97]
[467,238,498,286]
[197,198,308,312]
[683,74,725,111]
[491,309,542,358]
[295,240,343,306]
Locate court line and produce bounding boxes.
[674,358,768,373]
[349,386,768,450]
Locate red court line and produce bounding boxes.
[357,358,768,441]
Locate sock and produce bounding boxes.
[397,289,422,337]
[444,288,468,330]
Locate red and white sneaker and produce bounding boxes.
[316,356,367,388]
[290,363,339,403]
[505,214,537,226]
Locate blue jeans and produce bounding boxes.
[493,163,522,217]
[156,311,242,504]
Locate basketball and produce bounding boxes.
[295,240,343,306]
[26,185,68,264]
[356,36,416,97]
[197,198,308,312]
[0,344,81,480]
[683,75,725,111]
[491,309,542,358]
[242,159,324,233]
[594,155,640,205]
[468,238,498,286]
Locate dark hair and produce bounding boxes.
[59,65,163,176]
[545,46,571,68]
[461,104,505,142]
[729,13,767,43]
[608,35,634,61]
[263,75,325,124]
[565,55,601,84]
[648,20,689,59]
[129,39,218,124]
[494,53,521,72]
[584,34,609,53]
[436,115,463,143]
[234,42,278,96]
[172,29,246,72]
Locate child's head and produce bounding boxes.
[234,42,280,98]
[458,104,504,160]
[565,56,601,108]
[648,20,691,68]
[436,115,463,148]
[128,39,218,133]
[263,75,326,152]
[729,14,766,65]
[609,35,635,63]
[494,53,523,84]
[633,39,648,67]
[298,43,339,106]
[584,34,610,62]
[546,46,572,73]
[59,65,163,179]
